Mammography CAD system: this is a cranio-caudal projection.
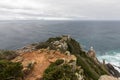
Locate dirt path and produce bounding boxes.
[13,49,76,80]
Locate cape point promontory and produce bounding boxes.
[0,35,120,80]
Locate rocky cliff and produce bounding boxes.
[0,35,120,80]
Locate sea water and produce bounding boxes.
[0,20,120,68]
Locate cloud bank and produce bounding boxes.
[0,0,120,20]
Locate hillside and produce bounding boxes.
[12,49,76,80]
[0,35,120,80]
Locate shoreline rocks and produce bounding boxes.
[106,63,120,78]
[99,75,120,80]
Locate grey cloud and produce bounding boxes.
[0,0,120,20]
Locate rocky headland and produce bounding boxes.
[0,35,120,80]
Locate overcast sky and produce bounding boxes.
[0,0,120,20]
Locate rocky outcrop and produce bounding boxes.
[106,63,120,78]
[48,35,71,52]
[87,47,120,78]
[99,75,119,80]
[16,44,36,54]
[35,36,111,80]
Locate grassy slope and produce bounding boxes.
[67,38,110,80]
[41,37,110,80]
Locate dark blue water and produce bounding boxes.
[0,20,120,66]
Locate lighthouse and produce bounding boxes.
[87,46,96,58]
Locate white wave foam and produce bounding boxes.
[97,51,120,72]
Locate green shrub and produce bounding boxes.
[76,53,109,80]
[35,42,50,49]
[43,59,77,80]
[46,37,62,43]
[77,56,99,80]
[0,60,23,80]
[51,59,64,66]
[45,59,64,74]
[66,38,83,56]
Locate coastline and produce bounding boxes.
[0,35,120,80]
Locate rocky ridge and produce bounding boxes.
[1,35,120,80]
[16,35,120,80]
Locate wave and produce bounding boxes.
[97,50,120,72]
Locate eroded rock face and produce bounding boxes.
[51,40,68,52]
[106,63,120,78]
[12,56,23,62]
[49,35,71,52]
[99,75,119,80]
[16,44,37,55]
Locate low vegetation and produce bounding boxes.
[43,59,78,80]
[46,37,62,43]
[42,36,110,80]
[35,37,62,50]
[68,39,109,80]
[0,60,23,80]
[35,42,50,49]
[0,36,113,80]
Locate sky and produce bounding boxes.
[0,0,120,20]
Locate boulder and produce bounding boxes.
[22,60,36,76]
[106,63,120,77]
[99,75,119,80]
[53,41,60,46]
[22,68,31,75]
[65,51,71,56]
[12,56,23,62]
[61,35,71,41]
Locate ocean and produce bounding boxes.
[0,20,120,67]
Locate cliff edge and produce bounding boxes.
[0,35,120,80]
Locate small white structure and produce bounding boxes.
[87,46,96,58]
